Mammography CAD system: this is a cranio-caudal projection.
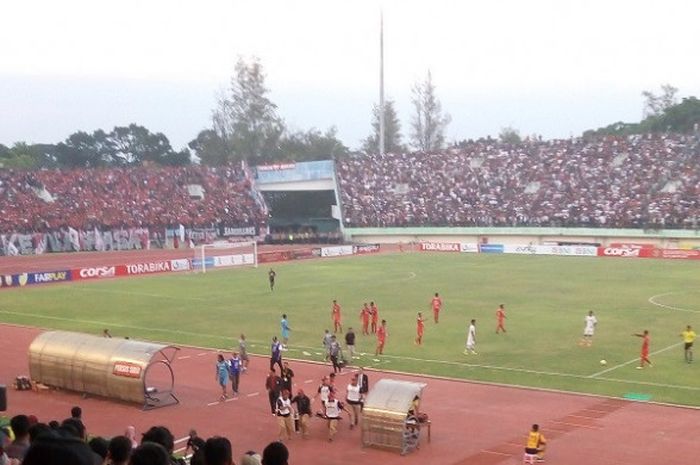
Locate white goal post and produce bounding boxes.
[195,240,258,273]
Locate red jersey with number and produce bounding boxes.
[332,304,341,321]
[370,305,379,322]
[641,335,650,354]
[496,308,505,322]
[377,326,387,343]
[417,318,424,335]
[361,308,370,322]
[432,297,442,310]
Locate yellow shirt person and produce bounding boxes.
[525,424,546,461]
[681,325,696,363]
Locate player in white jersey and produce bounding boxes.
[579,310,598,347]
[464,319,477,355]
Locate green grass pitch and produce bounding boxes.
[1,253,698,406]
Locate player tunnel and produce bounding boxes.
[28,330,179,410]
[361,379,427,454]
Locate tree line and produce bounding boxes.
[2,61,698,170]
[0,57,452,169]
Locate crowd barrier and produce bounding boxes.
[0,244,382,290]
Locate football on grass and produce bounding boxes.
[600,359,607,366]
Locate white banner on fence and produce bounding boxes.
[503,244,598,257]
[321,245,354,257]
[213,254,255,268]
[460,243,480,253]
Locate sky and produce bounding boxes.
[2,0,700,151]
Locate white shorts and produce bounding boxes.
[583,329,595,337]
[466,339,475,349]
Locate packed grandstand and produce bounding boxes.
[1,133,699,255]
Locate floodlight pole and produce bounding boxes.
[379,11,385,157]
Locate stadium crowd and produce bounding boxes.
[0,408,288,465]
[0,165,267,234]
[336,133,700,229]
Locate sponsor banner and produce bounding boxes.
[609,242,655,250]
[258,251,293,264]
[126,261,171,275]
[192,257,215,269]
[321,245,354,257]
[0,273,30,288]
[641,248,700,260]
[213,254,255,268]
[503,245,538,255]
[72,265,126,281]
[1,227,151,256]
[170,258,191,272]
[353,244,381,255]
[460,243,479,253]
[597,247,641,258]
[479,244,504,254]
[220,226,257,237]
[420,242,461,252]
[257,163,296,171]
[537,245,598,257]
[29,270,72,284]
[291,248,318,260]
[112,361,143,379]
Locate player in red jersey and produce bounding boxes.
[370,302,379,334]
[431,293,443,323]
[375,320,388,355]
[496,304,507,333]
[633,330,653,369]
[331,300,342,333]
[415,312,426,345]
[360,303,370,335]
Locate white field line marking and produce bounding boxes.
[174,447,186,454]
[481,450,512,457]
[174,436,189,444]
[247,392,259,397]
[304,379,314,384]
[206,401,219,407]
[197,352,207,357]
[596,376,700,391]
[177,355,191,360]
[648,292,700,313]
[588,342,683,378]
[3,310,699,393]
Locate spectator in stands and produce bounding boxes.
[88,436,109,464]
[129,442,170,465]
[107,436,133,465]
[240,451,262,465]
[22,432,95,465]
[6,415,30,461]
[140,426,184,465]
[261,441,288,465]
[203,437,234,465]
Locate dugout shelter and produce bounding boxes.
[361,378,427,454]
[29,331,179,409]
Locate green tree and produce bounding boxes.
[105,124,188,165]
[410,71,451,152]
[0,142,57,169]
[55,130,111,168]
[278,127,348,162]
[213,57,285,164]
[642,84,678,118]
[362,99,405,154]
[188,129,231,165]
[498,126,522,144]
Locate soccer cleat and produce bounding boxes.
[463,350,470,355]
[636,366,643,369]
